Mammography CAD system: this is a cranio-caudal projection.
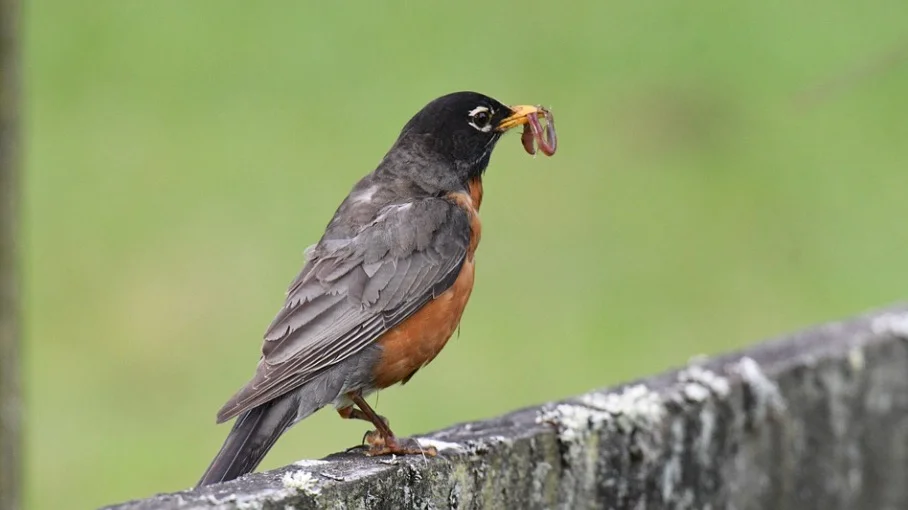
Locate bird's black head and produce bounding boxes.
[383,91,542,190]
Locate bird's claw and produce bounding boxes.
[361,431,437,457]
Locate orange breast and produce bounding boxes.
[372,178,483,388]
[372,258,475,388]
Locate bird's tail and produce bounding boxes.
[196,397,298,487]
[196,352,370,487]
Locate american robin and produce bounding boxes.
[197,91,553,487]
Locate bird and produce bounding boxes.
[196,91,551,487]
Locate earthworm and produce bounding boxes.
[520,107,557,156]
[521,121,537,155]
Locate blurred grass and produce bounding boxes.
[23,1,908,508]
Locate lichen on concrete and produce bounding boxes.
[677,364,731,401]
[734,356,787,419]
[871,311,908,339]
[281,471,318,493]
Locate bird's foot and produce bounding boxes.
[362,430,437,457]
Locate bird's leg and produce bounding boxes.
[337,406,390,427]
[337,406,392,445]
[348,392,437,457]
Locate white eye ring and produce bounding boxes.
[467,106,494,132]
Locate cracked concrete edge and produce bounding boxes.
[103,302,908,510]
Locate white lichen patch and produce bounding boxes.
[281,470,318,493]
[871,312,908,339]
[683,383,711,403]
[530,461,552,508]
[848,347,866,372]
[536,401,607,503]
[417,438,463,452]
[577,384,666,433]
[536,383,667,486]
[735,357,786,420]
[483,435,515,447]
[537,403,602,444]
[696,401,718,464]
[678,365,731,400]
[660,418,685,501]
[531,461,553,502]
[234,496,274,510]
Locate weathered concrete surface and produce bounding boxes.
[104,304,908,510]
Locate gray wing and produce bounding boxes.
[216,198,470,422]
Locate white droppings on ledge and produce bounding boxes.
[870,312,908,339]
[293,459,329,468]
[417,438,463,452]
[735,357,787,420]
[281,470,318,493]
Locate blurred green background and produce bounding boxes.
[24,1,908,508]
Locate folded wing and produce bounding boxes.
[216,198,470,422]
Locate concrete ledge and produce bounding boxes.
[104,304,908,510]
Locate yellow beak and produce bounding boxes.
[497,105,541,131]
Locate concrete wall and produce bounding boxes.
[105,304,908,510]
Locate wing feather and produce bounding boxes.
[216,197,470,422]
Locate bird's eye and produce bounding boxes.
[467,106,494,132]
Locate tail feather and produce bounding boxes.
[196,398,297,487]
[196,349,379,487]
